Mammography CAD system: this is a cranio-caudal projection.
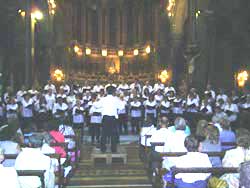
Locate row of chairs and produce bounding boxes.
[139,134,237,187]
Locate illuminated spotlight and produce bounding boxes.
[118,50,124,57]
[53,69,64,82]
[102,49,108,57]
[158,70,169,83]
[73,45,80,53]
[77,49,83,56]
[85,48,91,55]
[31,10,43,20]
[108,67,116,74]
[133,49,139,56]
[237,70,248,87]
[145,45,151,54]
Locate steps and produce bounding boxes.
[66,141,152,188]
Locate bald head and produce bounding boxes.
[159,116,169,128]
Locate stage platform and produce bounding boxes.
[91,146,127,165]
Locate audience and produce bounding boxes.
[163,135,212,188]
[200,125,222,167]
[0,147,21,188]
[15,135,55,188]
[220,128,250,188]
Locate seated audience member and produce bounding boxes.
[0,119,23,167]
[140,116,156,147]
[163,135,212,188]
[200,125,222,167]
[0,147,21,188]
[49,124,67,158]
[219,118,236,151]
[167,117,189,152]
[149,116,171,169]
[220,128,250,188]
[15,135,55,188]
[195,120,208,142]
[212,105,228,126]
[168,117,191,137]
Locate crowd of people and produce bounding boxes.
[0,78,249,188]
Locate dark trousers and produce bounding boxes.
[118,113,127,134]
[73,122,84,144]
[131,117,141,133]
[101,116,118,153]
[20,117,33,132]
[90,123,101,143]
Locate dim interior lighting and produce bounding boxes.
[145,46,151,54]
[18,9,26,18]
[133,49,139,56]
[85,48,91,55]
[76,49,83,56]
[108,67,116,74]
[53,69,64,82]
[102,49,108,57]
[74,45,80,53]
[118,50,124,57]
[166,0,175,17]
[237,70,248,87]
[158,70,169,83]
[48,0,57,15]
[31,10,43,20]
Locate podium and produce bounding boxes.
[91,146,127,165]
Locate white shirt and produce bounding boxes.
[72,106,84,123]
[44,84,56,93]
[45,93,56,111]
[0,164,21,188]
[130,101,142,117]
[99,95,122,119]
[89,101,103,124]
[92,85,104,93]
[153,83,164,92]
[216,94,228,103]
[21,99,33,117]
[140,125,156,146]
[149,128,171,153]
[6,103,19,119]
[52,103,68,117]
[67,95,76,109]
[15,148,55,188]
[164,86,176,95]
[118,100,127,114]
[174,152,212,183]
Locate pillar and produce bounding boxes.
[81,1,87,44]
[121,2,127,45]
[98,3,103,45]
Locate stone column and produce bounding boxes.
[121,3,127,45]
[104,4,109,45]
[116,5,122,46]
[153,2,160,47]
[81,1,87,44]
[86,1,92,44]
[98,2,103,45]
[138,2,144,44]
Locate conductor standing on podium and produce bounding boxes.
[99,85,121,153]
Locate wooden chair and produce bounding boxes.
[5,153,63,188]
[169,167,238,188]
[16,170,46,188]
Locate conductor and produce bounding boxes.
[99,85,121,153]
